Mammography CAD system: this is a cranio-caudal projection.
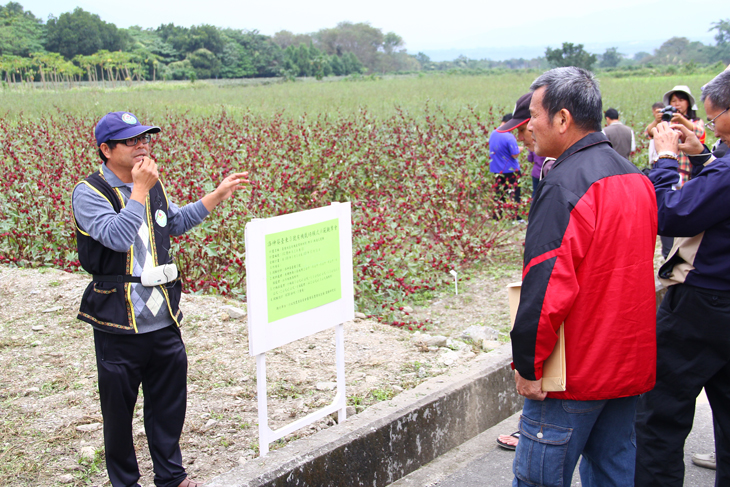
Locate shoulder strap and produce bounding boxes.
[73,171,119,235]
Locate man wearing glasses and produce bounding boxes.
[72,112,247,487]
[635,70,730,486]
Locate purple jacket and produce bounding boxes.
[528,151,546,179]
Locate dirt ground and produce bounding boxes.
[0,258,523,486]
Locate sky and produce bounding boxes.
[17,0,729,61]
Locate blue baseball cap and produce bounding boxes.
[94,111,161,146]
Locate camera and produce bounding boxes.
[661,105,678,122]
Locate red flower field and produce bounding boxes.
[0,107,527,326]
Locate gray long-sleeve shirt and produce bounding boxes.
[72,163,209,251]
[72,163,209,333]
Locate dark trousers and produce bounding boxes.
[660,235,673,259]
[635,284,730,486]
[493,171,521,219]
[94,325,189,487]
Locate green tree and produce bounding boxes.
[650,37,712,65]
[341,51,364,75]
[545,42,597,70]
[155,23,185,52]
[383,32,403,55]
[163,59,195,80]
[57,57,83,85]
[295,43,311,76]
[126,26,180,63]
[281,44,297,75]
[712,19,730,45]
[388,51,420,72]
[122,27,178,80]
[74,53,97,83]
[315,22,384,73]
[0,53,29,84]
[272,30,313,49]
[219,41,255,78]
[414,52,431,66]
[0,1,22,15]
[0,2,44,57]
[45,8,130,59]
[376,32,407,73]
[235,30,282,77]
[216,28,282,78]
[185,24,223,55]
[280,43,359,79]
[600,47,621,68]
[633,51,651,63]
[186,48,220,79]
[30,51,68,88]
[156,23,223,57]
[329,53,344,75]
[710,19,730,63]
[310,49,331,80]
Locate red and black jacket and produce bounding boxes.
[511,132,658,401]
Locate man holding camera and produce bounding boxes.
[635,70,730,486]
[72,112,247,487]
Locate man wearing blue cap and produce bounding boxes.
[72,112,247,487]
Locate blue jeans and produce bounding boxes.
[513,395,639,487]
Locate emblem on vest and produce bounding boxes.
[155,209,167,227]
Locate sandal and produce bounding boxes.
[496,431,520,450]
[177,478,205,487]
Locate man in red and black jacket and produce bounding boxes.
[510,67,658,487]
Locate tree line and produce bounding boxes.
[408,22,730,73]
[0,2,415,85]
[543,21,729,72]
[0,1,728,86]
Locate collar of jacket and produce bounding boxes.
[551,131,611,172]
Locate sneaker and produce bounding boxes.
[691,452,716,470]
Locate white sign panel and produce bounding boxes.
[245,202,354,356]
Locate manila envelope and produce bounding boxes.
[507,282,566,392]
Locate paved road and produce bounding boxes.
[391,392,716,487]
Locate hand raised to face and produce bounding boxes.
[131,157,159,193]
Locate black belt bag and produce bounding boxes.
[93,274,142,283]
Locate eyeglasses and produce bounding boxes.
[122,134,152,146]
[707,107,730,131]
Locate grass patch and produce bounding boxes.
[370,387,397,402]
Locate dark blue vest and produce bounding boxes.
[74,171,182,333]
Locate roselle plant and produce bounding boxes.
[0,106,528,327]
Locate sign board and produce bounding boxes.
[245,203,354,356]
[265,218,342,322]
[245,203,354,456]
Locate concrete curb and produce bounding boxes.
[207,344,523,487]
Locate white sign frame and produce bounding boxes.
[244,202,354,456]
[245,202,354,356]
